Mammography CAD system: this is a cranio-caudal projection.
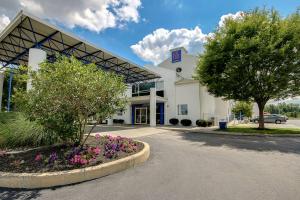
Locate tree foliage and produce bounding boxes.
[265,103,300,118]
[20,56,127,144]
[231,101,253,118]
[196,8,300,128]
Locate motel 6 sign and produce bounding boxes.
[172,49,181,63]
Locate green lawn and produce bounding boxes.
[219,127,300,135]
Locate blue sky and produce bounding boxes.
[73,0,300,65]
[0,0,299,66]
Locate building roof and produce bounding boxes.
[0,10,160,83]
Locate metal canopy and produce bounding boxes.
[0,10,160,83]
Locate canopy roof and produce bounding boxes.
[0,10,159,83]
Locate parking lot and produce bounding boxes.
[2,130,300,200]
[287,119,300,128]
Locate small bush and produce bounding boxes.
[207,121,213,127]
[0,112,59,148]
[181,119,192,126]
[169,118,179,125]
[196,119,207,127]
[113,119,124,124]
[196,119,213,127]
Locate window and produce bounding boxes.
[172,50,182,63]
[178,104,188,115]
[156,81,164,91]
[139,82,155,92]
[132,84,138,94]
[131,81,155,97]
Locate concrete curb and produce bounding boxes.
[0,141,150,189]
[188,130,300,137]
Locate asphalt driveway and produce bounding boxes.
[1,131,300,200]
[287,119,300,128]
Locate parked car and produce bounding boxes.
[251,114,288,124]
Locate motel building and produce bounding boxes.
[112,47,231,126]
[0,10,231,127]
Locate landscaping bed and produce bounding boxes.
[0,135,143,173]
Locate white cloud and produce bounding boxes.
[0,0,142,32]
[0,14,10,32]
[131,26,208,65]
[218,11,244,27]
[131,11,243,65]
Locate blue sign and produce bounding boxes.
[172,50,181,63]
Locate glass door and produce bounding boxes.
[135,107,148,124]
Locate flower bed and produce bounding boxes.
[0,135,143,173]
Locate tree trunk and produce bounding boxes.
[257,101,266,129]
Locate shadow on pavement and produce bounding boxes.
[180,132,300,155]
[86,124,148,133]
[0,188,41,200]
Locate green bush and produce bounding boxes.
[19,56,127,145]
[196,119,213,127]
[196,119,207,127]
[0,112,59,148]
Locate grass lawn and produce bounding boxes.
[220,126,300,135]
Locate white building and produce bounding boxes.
[112,47,231,126]
[0,11,231,124]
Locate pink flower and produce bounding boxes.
[95,134,100,140]
[80,158,88,165]
[93,147,101,155]
[34,153,42,162]
[70,154,90,166]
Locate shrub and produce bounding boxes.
[181,119,192,126]
[196,119,213,127]
[113,119,124,124]
[196,119,207,127]
[207,121,213,127]
[20,56,127,145]
[169,118,179,125]
[0,112,59,148]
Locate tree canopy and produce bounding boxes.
[196,8,300,128]
[265,103,300,118]
[231,101,253,118]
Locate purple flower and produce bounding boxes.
[48,152,58,164]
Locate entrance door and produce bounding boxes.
[135,107,148,124]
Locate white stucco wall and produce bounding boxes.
[27,48,47,90]
[144,65,177,125]
[158,48,198,80]
[199,86,216,120]
[214,97,230,122]
[114,47,232,126]
[174,82,201,126]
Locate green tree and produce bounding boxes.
[232,101,253,118]
[196,8,300,129]
[265,102,300,118]
[20,56,127,145]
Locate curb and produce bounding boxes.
[187,130,300,137]
[0,141,150,189]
